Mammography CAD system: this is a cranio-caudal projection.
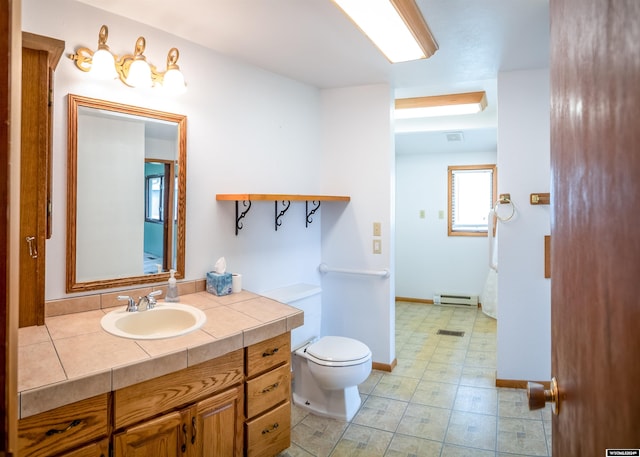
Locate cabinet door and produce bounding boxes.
[19,45,49,327]
[19,33,64,327]
[191,386,243,457]
[113,410,187,457]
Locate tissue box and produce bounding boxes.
[206,271,233,296]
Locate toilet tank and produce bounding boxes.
[261,283,321,350]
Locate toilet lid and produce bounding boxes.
[306,336,371,364]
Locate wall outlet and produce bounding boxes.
[373,239,382,254]
[373,222,381,236]
[438,210,445,220]
[419,209,425,219]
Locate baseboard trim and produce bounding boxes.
[395,296,433,304]
[396,296,483,309]
[372,358,397,372]
[496,378,551,389]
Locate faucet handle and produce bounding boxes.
[146,290,162,309]
[117,295,137,312]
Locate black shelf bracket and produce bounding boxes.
[235,200,252,236]
[305,200,321,227]
[275,200,291,231]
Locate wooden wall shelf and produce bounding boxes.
[216,194,350,235]
[216,194,350,202]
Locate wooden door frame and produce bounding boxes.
[1,0,20,453]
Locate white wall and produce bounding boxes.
[395,149,497,300]
[497,68,551,381]
[319,85,396,366]
[23,0,326,299]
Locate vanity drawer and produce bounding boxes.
[246,363,290,418]
[114,349,244,429]
[245,332,290,377]
[18,393,109,457]
[244,401,291,457]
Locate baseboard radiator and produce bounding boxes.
[433,293,479,307]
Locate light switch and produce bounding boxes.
[419,210,425,219]
[373,222,381,237]
[373,239,381,254]
[438,210,445,220]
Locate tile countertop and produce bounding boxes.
[18,290,303,419]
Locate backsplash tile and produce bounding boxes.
[45,294,101,317]
[44,279,206,316]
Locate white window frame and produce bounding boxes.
[448,164,497,237]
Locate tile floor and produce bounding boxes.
[278,301,552,457]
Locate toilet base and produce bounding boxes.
[292,385,362,422]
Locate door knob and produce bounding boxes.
[527,376,560,415]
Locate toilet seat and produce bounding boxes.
[304,336,371,367]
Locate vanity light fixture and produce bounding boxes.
[69,25,186,94]
[331,0,438,63]
[395,91,488,119]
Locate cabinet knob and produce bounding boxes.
[181,423,187,452]
[262,348,279,357]
[45,419,82,436]
[261,382,280,393]
[262,422,279,434]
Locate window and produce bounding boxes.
[145,175,164,222]
[448,164,497,236]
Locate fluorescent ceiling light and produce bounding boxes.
[332,0,438,63]
[395,91,488,119]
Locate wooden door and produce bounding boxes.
[550,0,640,455]
[113,410,187,457]
[192,386,243,457]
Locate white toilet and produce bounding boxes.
[293,335,372,421]
[261,284,372,421]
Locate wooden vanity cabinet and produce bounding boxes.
[17,393,109,457]
[244,333,291,457]
[17,334,296,457]
[113,349,244,457]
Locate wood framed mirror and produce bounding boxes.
[67,94,187,292]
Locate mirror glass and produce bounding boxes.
[67,94,187,292]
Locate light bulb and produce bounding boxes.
[90,48,117,80]
[125,59,152,88]
[162,68,186,94]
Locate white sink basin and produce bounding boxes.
[101,303,207,340]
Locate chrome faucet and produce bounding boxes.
[138,290,162,311]
[117,295,137,312]
[117,290,162,312]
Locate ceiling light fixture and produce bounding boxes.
[331,0,438,63]
[395,91,488,119]
[69,25,186,94]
